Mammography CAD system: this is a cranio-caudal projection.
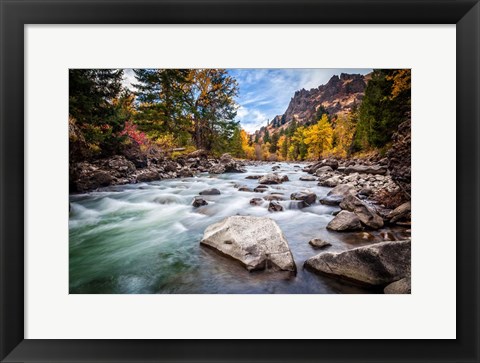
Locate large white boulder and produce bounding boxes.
[200,216,296,272]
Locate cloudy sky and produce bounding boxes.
[123,68,372,133]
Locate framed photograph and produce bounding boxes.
[1,0,479,362]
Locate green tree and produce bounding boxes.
[69,69,126,155]
[353,69,411,150]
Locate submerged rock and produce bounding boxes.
[199,188,221,195]
[200,216,296,272]
[254,185,269,193]
[238,186,253,192]
[326,210,363,231]
[249,197,264,206]
[304,240,411,287]
[308,238,332,249]
[299,175,317,181]
[263,194,286,201]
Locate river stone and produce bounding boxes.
[200,216,296,272]
[308,238,332,249]
[340,194,384,229]
[326,211,363,231]
[290,191,317,206]
[199,188,221,195]
[314,166,333,176]
[384,276,411,294]
[238,186,253,192]
[192,197,208,208]
[245,175,262,179]
[320,184,355,206]
[299,175,317,181]
[318,176,340,187]
[254,185,269,193]
[249,197,264,206]
[388,201,411,223]
[268,201,284,212]
[258,174,286,184]
[304,240,411,287]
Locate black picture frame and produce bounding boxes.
[1,0,479,362]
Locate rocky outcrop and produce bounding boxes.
[70,148,249,193]
[326,211,362,231]
[304,240,411,287]
[200,216,296,272]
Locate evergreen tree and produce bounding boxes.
[263,129,271,143]
[69,69,126,155]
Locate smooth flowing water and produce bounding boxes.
[69,162,409,294]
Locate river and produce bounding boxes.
[69,162,409,294]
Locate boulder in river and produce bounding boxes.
[258,174,287,185]
[304,240,411,287]
[326,210,363,231]
[268,201,284,212]
[199,188,221,195]
[245,175,262,179]
[192,197,208,208]
[200,216,296,272]
[308,238,332,249]
[290,191,317,206]
[319,184,355,206]
[314,166,333,176]
[340,194,384,229]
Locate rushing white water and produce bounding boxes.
[69,162,409,294]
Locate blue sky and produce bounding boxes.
[123,68,372,133]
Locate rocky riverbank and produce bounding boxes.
[69,149,249,193]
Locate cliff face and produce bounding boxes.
[257,73,368,137]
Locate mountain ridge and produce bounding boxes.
[254,72,370,138]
